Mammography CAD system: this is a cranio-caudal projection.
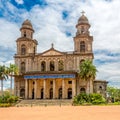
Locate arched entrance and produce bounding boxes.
[49,88,53,99]
[20,88,25,98]
[41,88,44,99]
[58,88,62,99]
[68,88,72,99]
[32,88,34,99]
[80,88,86,93]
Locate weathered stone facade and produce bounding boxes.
[14,12,107,99]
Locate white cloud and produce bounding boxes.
[15,0,24,4]
[0,19,19,48]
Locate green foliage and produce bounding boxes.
[89,93,106,104]
[0,103,11,107]
[73,93,89,104]
[79,59,97,81]
[107,86,120,102]
[73,93,106,105]
[0,91,18,104]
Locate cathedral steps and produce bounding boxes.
[16,99,73,106]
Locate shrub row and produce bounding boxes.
[0,92,19,104]
[73,93,106,105]
[0,103,11,107]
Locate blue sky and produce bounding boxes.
[0,0,120,89]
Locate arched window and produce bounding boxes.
[80,41,85,52]
[81,26,85,34]
[58,60,64,71]
[80,88,86,93]
[50,61,55,71]
[21,62,25,73]
[21,44,26,55]
[23,31,26,37]
[41,61,46,71]
[80,59,85,64]
[99,86,102,90]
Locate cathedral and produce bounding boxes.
[14,12,107,99]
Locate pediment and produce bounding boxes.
[41,48,64,56]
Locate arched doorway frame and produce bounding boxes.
[41,88,44,99]
[20,88,25,98]
[49,88,53,99]
[58,88,62,99]
[32,88,34,99]
[80,87,86,93]
[67,88,72,99]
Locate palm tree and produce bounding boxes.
[0,65,8,95]
[79,59,97,94]
[8,64,18,95]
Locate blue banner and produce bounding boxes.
[24,74,75,79]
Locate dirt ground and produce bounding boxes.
[0,106,120,120]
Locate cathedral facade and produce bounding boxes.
[14,13,107,99]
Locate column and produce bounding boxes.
[46,60,49,71]
[72,79,76,98]
[55,61,58,71]
[62,79,65,99]
[25,79,28,99]
[34,79,37,99]
[89,80,93,93]
[14,79,16,96]
[53,79,56,99]
[43,79,46,99]
[17,81,20,97]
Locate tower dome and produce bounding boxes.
[78,14,89,24]
[20,19,34,39]
[20,19,34,31]
[77,11,90,26]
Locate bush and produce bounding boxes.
[73,93,106,105]
[89,93,106,105]
[0,103,11,107]
[73,93,89,105]
[0,92,19,104]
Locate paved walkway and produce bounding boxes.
[0,106,120,120]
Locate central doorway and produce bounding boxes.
[49,88,53,99]
[32,88,34,99]
[41,88,44,99]
[68,88,72,99]
[58,88,62,99]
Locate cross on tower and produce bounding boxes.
[81,11,85,15]
[51,43,54,48]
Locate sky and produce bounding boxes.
[0,0,120,90]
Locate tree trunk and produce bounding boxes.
[89,80,93,94]
[10,76,12,95]
[89,80,90,94]
[1,80,3,95]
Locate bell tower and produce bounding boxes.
[74,11,93,54]
[20,19,34,39]
[16,19,38,56]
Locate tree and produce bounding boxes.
[79,59,97,93]
[107,86,120,102]
[8,64,19,95]
[0,65,8,95]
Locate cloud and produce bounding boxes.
[15,0,24,4]
[0,0,120,89]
